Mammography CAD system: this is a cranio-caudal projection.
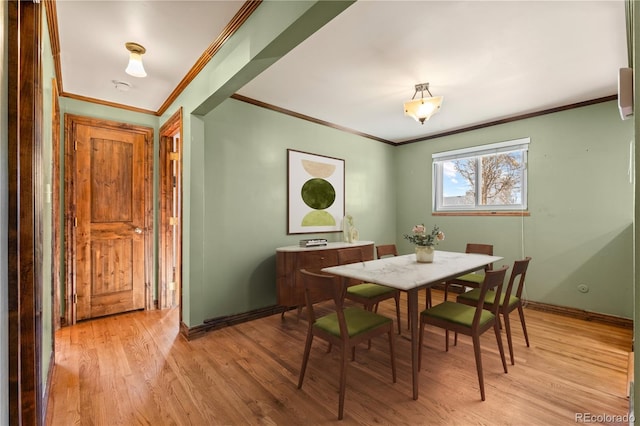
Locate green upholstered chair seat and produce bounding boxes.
[457,289,519,309]
[314,307,393,337]
[347,283,396,299]
[421,301,495,328]
[454,272,485,285]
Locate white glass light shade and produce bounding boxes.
[404,96,443,124]
[125,52,147,78]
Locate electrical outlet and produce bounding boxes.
[577,284,589,293]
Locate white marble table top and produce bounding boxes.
[322,250,503,291]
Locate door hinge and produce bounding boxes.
[72,293,77,304]
[74,140,77,151]
[73,217,78,227]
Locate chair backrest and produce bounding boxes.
[338,247,364,265]
[466,243,494,271]
[502,257,532,308]
[376,244,398,258]
[473,265,508,327]
[299,269,347,334]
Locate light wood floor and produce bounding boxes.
[45,290,632,425]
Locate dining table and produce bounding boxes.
[322,249,503,400]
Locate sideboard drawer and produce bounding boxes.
[297,250,339,270]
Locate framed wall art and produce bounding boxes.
[287,149,345,234]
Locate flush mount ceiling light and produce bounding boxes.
[403,83,443,124]
[125,42,147,78]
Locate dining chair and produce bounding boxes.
[375,243,398,258]
[338,247,402,334]
[443,243,494,301]
[419,265,509,401]
[297,269,396,421]
[376,243,432,329]
[456,257,532,365]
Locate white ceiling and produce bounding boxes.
[54,0,628,144]
[55,0,245,112]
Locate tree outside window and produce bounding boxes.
[433,139,528,212]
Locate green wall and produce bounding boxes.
[51,0,635,334]
[27,0,639,420]
[194,98,395,324]
[396,100,633,318]
[41,4,55,397]
[158,0,354,326]
[66,0,633,327]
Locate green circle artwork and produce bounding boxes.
[301,178,336,226]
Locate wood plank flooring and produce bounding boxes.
[45,290,632,425]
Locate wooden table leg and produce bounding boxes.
[408,287,419,400]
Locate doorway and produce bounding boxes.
[159,109,183,316]
[64,114,153,324]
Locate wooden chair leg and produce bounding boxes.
[388,329,397,383]
[445,330,450,352]
[366,304,374,349]
[338,346,349,420]
[503,312,515,365]
[425,288,432,308]
[517,304,530,347]
[418,319,425,371]
[494,322,508,374]
[394,293,401,334]
[443,283,449,301]
[298,334,314,389]
[406,298,411,330]
[472,334,485,401]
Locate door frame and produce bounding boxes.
[63,114,154,325]
[158,108,183,315]
[8,1,43,422]
[51,77,61,331]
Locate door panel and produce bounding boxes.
[90,138,133,222]
[75,124,146,320]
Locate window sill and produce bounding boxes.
[433,211,530,217]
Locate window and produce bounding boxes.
[433,138,529,213]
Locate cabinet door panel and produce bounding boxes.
[276,243,373,309]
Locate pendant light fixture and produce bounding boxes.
[403,83,443,124]
[125,42,147,78]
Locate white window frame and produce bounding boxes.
[432,138,529,212]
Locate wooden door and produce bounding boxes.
[70,118,152,320]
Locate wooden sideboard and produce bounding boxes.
[276,241,374,310]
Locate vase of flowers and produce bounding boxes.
[403,224,445,263]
